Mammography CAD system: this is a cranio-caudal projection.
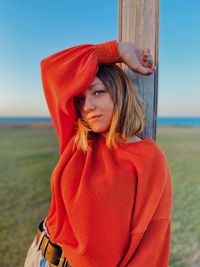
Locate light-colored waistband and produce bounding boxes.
[43,218,50,238]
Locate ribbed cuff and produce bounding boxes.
[94,40,122,64]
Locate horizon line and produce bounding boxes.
[0,116,200,119]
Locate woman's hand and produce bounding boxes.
[118,41,156,75]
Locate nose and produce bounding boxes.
[83,95,95,112]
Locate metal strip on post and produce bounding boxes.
[153,0,160,141]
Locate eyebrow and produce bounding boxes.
[88,82,104,89]
[76,82,105,98]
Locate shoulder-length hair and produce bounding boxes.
[74,64,145,152]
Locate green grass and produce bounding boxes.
[0,125,200,267]
[157,127,200,267]
[0,126,59,267]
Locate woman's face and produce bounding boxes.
[76,76,114,134]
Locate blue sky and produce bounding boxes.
[0,0,199,117]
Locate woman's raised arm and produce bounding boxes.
[94,40,156,75]
[40,40,155,154]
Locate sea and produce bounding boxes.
[0,117,200,127]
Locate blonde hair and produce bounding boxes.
[74,64,145,152]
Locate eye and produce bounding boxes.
[94,90,106,96]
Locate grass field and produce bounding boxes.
[0,125,199,267]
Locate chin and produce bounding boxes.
[88,120,111,134]
[90,126,109,134]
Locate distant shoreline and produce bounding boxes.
[0,122,53,128]
[0,117,200,128]
[0,123,200,130]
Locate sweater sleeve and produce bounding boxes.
[40,40,121,154]
[118,151,173,267]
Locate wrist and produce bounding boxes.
[117,41,137,62]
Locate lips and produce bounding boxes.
[88,115,102,121]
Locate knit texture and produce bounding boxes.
[94,40,122,64]
[40,41,172,267]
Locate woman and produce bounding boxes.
[24,40,172,267]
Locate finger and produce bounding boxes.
[143,61,153,68]
[143,49,151,59]
[143,48,151,54]
[138,48,153,66]
[138,48,149,62]
[143,52,153,62]
[133,64,155,75]
[143,54,148,61]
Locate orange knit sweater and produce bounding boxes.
[40,41,172,267]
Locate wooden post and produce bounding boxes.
[118,0,159,140]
